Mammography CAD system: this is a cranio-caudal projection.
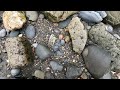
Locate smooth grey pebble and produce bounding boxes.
[50,61,63,71]
[25,25,36,39]
[96,11,107,18]
[60,40,65,45]
[78,11,103,23]
[11,68,20,77]
[9,30,20,37]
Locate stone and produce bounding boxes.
[44,11,78,22]
[26,11,38,21]
[48,34,57,46]
[105,24,113,33]
[5,36,33,68]
[89,22,120,70]
[53,45,59,52]
[78,11,103,23]
[66,16,87,54]
[58,17,72,29]
[113,34,120,39]
[66,65,82,79]
[105,11,120,25]
[34,70,45,79]
[80,73,88,79]
[32,43,38,48]
[35,44,52,60]
[9,30,20,37]
[82,45,111,79]
[11,68,20,77]
[60,40,65,45]
[0,29,6,37]
[96,11,107,18]
[25,25,36,39]
[3,11,26,31]
[50,61,63,71]
[64,36,70,43]
[45,72,54,79]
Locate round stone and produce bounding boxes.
[25,25,36,39]
[0,29,6,37]
[50,61,63,71]
[26,11,38,21]
[11,68,20,77]
[60,40,65,45]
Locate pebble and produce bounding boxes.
[56,51,63,56]
[59,34,64,40]
[60,40,65,45]
[66,66,82,79]
[35,44,52,60]
[11,68,20,77]
[113,34,120,39]
[45,72,54,79]
[105,24,113,33]
[50,61,63,71]
[34,70,45,79]
[48,34,57,46]
[82,45,111,79]
[9,30,20,37]
[0,29,6,37]
[26,11,38,21]
[25,25,36,39]
[58,17,72,29]
[80,73,88,79]
[78,11,103,23]
[64,36,70,43]
[54,39,61,47]
[53,45,59,52]
[39,14,44,19]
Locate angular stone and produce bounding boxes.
[5,36,33,68]
[3,11,26,31]
[67,16,87,54]
[44,11,78,22]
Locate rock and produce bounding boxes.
[35,44,52,60]
[0,29,6,37]
[54,39,62,47]
[59,34,64,40]
[105,24,113,33]
[34,70,45,79]
[60,40,65,46]
[66,16,87,54]
[78,11,103,23]
[96,11,107,18]
[45,72,54,79]
[80,73,88,79]
[105,11,120,25]
[50,61,63,71]
[9,30,20,37]
[39,14,44,19]
[66,65,82,79]
[3,11,26,31]
[25,25,36,39]
[44,11,78,22]
[100,72,111,79]
[89,22,120,70]
[48,34,57,46]
[64,36,70,43]
[58,17,72,29]
[26,11,38,21]
[32,43,38,48]
[11,68,20,77]
[5,36,33,68]
[82,45,111,79]
[53,45,59,52]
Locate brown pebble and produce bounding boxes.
[59,34,64,40]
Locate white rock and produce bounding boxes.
[26,11,38,21]
[0,29,6,37]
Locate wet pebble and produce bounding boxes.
[66,66,82,79]
[34,70,45,79]
[35,44,52,60]
[50,61,63,71]
[11,68,20,77]
[58,17,72,29]
[0,29,6,37]
[26,11,38,21]
[9,30,20,37]
[25,25,36,39]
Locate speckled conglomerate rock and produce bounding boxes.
[66,16,87,54]
[3,11,26,31]
[5,36,33,68]
[44,11,78,22]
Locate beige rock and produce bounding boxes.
[67,17,87,54]
[5,36,33,68]
[34,70,45,79]
[106,11,120,25]
[44,11,78,22]
[3,11,26,31]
